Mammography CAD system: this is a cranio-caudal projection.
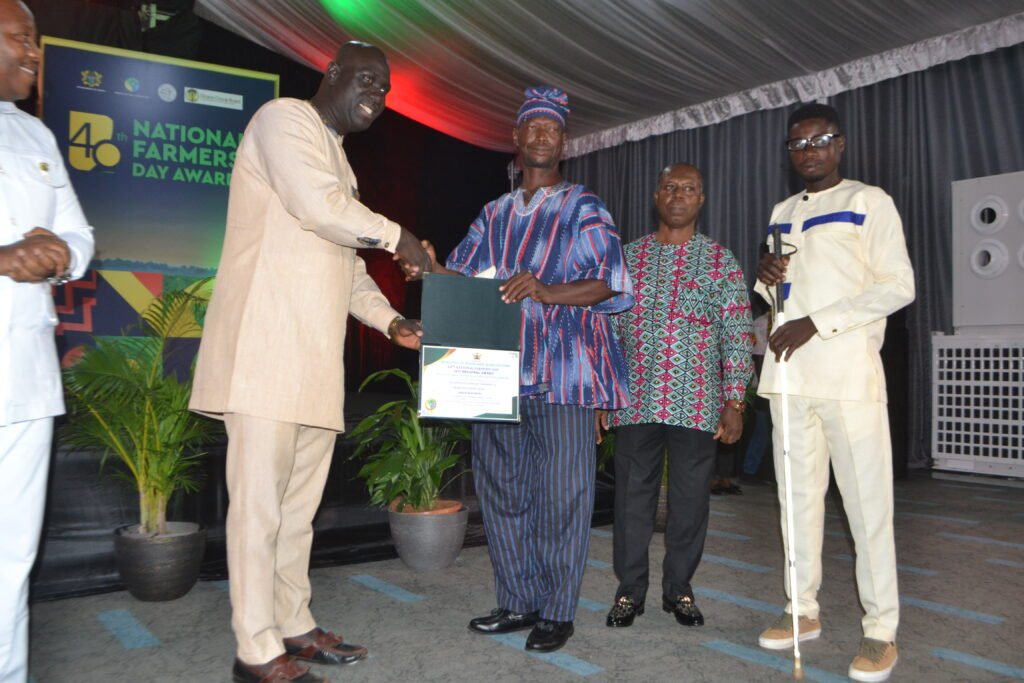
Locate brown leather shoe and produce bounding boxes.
[283,627,367,665]
[231,654,330,683]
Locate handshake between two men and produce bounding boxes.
[382,227,433,351]
[390,230,562,352]
[394,231,560,301]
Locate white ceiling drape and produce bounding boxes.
[194,0,1024,155]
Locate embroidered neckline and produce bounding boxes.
[648,232,704,250]
[513,181,569,215]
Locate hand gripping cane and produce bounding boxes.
[772,225,804,680]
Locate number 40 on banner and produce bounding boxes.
[68,111,122,172]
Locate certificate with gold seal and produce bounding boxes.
[419,346,519,421]
[418,273,521,422]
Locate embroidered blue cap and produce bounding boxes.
[516,85,569,128]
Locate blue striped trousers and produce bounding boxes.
[472,399,595,622]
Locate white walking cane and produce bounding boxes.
[772,225,804,680]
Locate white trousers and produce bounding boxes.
[224,414,337,664]
[0,418,52,683]
[769,396,899,641]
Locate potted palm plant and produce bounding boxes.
[349,368,471,571]
[61,279,219,601]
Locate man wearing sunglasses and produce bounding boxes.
[753,103,915,682]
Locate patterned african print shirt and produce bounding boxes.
[446,181,634,409]
[610,232,753,432]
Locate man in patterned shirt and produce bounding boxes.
[421,86,633,653]
[598,163,752,630]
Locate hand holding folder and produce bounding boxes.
[420,273,520,351]
[418,272,521,422]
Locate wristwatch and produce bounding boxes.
[387,315,405,339]
[724,399,747,414]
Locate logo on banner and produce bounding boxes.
[80,70,102,88]
[182,86,244,110]
[123,77,140,93]
[68,111,122,171]
[158,83,177,102]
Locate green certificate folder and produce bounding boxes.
[420,273,520,350]
[419,273,521,422]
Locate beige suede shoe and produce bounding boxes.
[848,638,898,682]
[757,612,822,649]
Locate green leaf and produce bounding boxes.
[346,367,470,510]
[60,278,221,534]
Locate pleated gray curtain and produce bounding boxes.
[565,43,1024,468]
[196,0,1024,152]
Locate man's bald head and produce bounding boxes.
[657,163,703,192]
[0,0,30,16]
[333,40,385,65]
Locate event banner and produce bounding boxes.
[39,38,277,361]
[41,37,278,273]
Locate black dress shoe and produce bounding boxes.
[468,608,539,634]
[232,654,329,683]
[525,620,574,652]
[284,627,367,665]
[606,595,645,627]
[662,594,705,627]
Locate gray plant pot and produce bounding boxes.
[114,521,206,601]
[388,505,469,571]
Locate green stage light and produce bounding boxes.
[319,0,442,36]
[320,0,379,28]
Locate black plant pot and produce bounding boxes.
[114,522,206,601]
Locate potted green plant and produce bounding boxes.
[60,278,219,601]
[349,368,471,571]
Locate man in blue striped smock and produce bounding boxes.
[421,86,633,653]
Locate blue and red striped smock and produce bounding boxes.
[446,181,634,409]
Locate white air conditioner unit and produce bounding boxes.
[931,333,1023,477]
[933,171,1024,478]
